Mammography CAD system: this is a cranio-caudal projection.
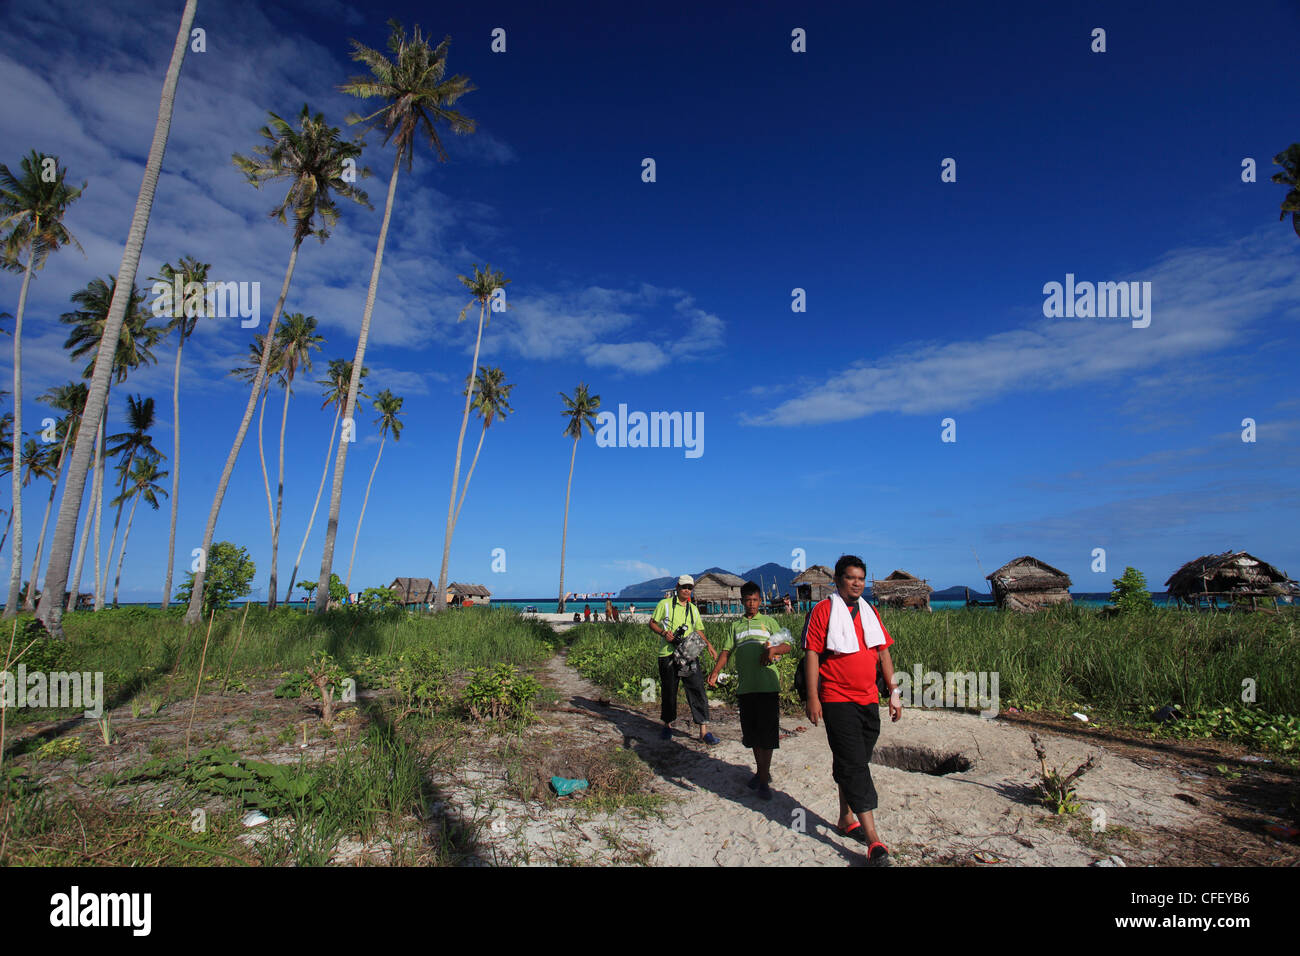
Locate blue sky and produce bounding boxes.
[1,0,1297,602]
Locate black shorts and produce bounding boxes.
[737,692,780,750]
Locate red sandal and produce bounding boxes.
[866,841,891,865]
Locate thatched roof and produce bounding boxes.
[986,556,1072,592]
[389,577,436,604]
[872,569,933,602]
[792,565,834,585]
[1164,551,1297,600]
[449,582,492,598]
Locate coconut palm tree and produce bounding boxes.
[434,264,509,610]
[149,256,213,608]
[0,150,85,618]
[110,457,168,606]
[38,0,199,637]
[231,332,284,583]
[0,413,12,555]
[184,105,370,625]
[452,365,513,529]
[2,439,57,587]
[556,384,600,614]
[317,20,475,613]
[285,358,368,604]
[268,312,323,608]
[104,394,164,608]
[345,388,403,591]
[1273,143,1300,240]
[23,382,88,610]
[59,276,158,613]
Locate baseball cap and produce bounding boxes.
[677,574,695,587]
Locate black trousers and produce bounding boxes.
[821,701,881,814]
[658,656,710,725]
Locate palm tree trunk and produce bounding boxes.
[103,449,137,608]
[345,435,385,591]
[67,408,102,612]
[286,406,338,605]
[435,300,487,611]
[268,372,292,610]
[162,331,183,608]
[183,238,300,626]
[256,385,273,605]
[92,426,106,611]
[452,423,486,529]
[24,422,73,609]
[4,249,33,618]
[0,510,12,563]
[112,490,142,605]
[315,152,401,613]
[557,437,578,614]
[36,0,198,636]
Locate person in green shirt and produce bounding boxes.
[649,575,719,744]
[708,580,792,799]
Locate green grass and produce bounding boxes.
[566,607,1300,750]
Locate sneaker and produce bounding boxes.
[660,725,673,740]
[702,732,720,745]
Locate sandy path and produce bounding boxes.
[458,651,1207,866]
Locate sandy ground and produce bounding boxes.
[454,652,1212,866]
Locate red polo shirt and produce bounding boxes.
[803,598,894,705]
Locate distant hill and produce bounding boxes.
[617,562,804,600]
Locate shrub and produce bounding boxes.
[1110,567,1154,613]
[461,663,540,722]
[174,541,256,616]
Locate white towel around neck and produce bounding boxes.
[825,591,888,654]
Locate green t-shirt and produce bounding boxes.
[723,613,785,694]
[651,596,704,658]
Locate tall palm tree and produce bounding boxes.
[24,382,87,610]
[452,365,513,529]
[2,439,57,585]
[59,277,158,613]
[556,383,600,614]
[435,264,509,610]
[149,256,212,608]
[0,150,85,618]
[268,312,322,608]
[231,332,283,577]
[285,358,368,604]
[1273,143,1300,240]
[345,388,402,591]
[104,394,164,608]
[0,412,12,556]
[317,20,475,613]
[184,105,369,625]
[38,0,199,637]
[110,457,168,606]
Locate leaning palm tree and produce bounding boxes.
[110,457,168,606]
[59,276,158,613]
[434,264,509,610]
[0,150,85,618]
[231,332,284,580]
[24,382,87,610]
[268,312,322,608]
[38,0,199,637]
[285,358,368,604]
[3,440,57,594]
[1273,143,1300,241]
[345,388,403,591]
[556,383,600,614]
[317,20,475,613]
[184,106,370,625]
[149,256,213,608]
[104,394,164,608]
[0,413,12,555]
[452,365,513,529]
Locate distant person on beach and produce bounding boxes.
[584,604,592,622]
[649,575,719,744]
[606,599,620,622]
[803,555,901,865]
[708,580,791,799]
[782,595,793,614]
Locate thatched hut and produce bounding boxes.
[986,556,1072,612]
[692,572,746,613]
[872,570,933,610]
[447,582,491,607]
[1164,551,1299,611]
[389,577,436,607]
[792,565,836,610]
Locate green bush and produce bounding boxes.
[1111,567,1154,613]
[461,663,541,722]
[174,541,256,617]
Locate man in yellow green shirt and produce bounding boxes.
[649,575,718,744]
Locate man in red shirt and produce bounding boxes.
[804,555,902,864]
